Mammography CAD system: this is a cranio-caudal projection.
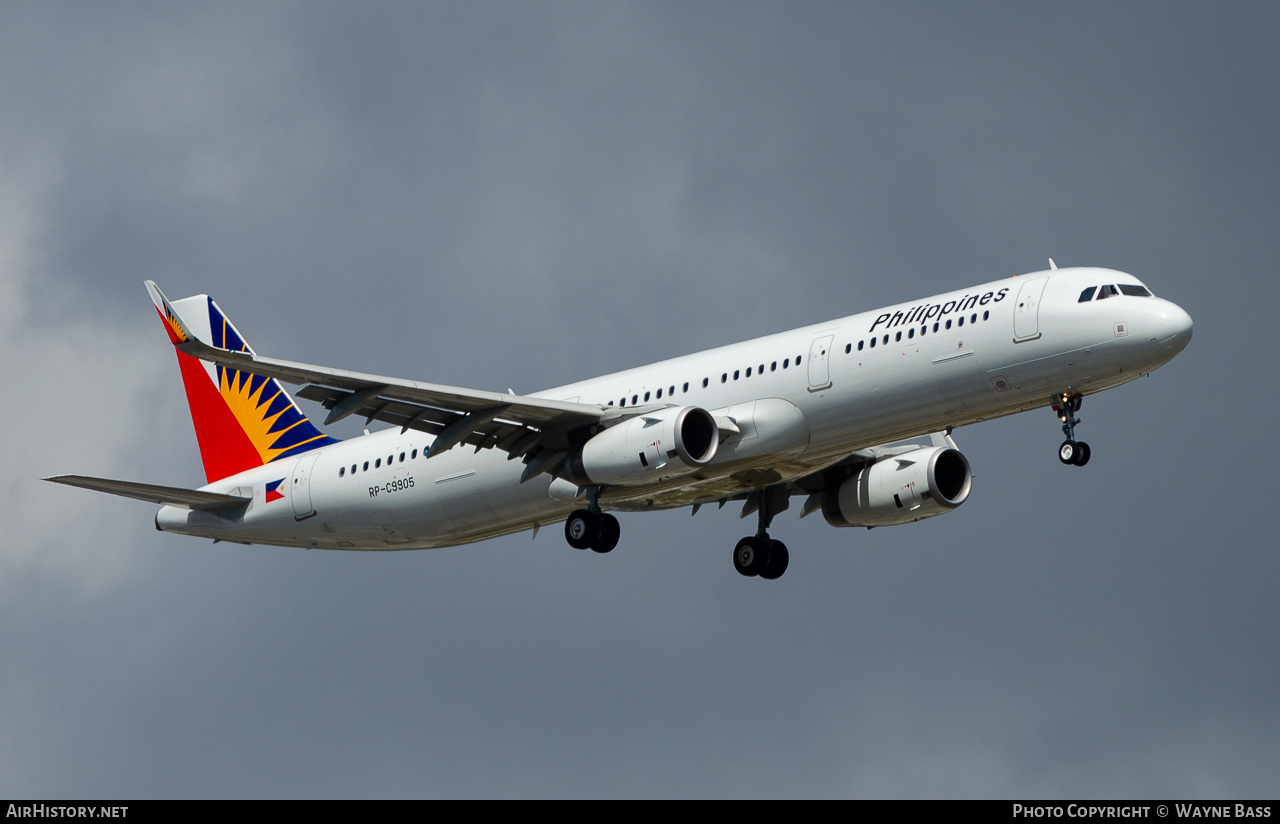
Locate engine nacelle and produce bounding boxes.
[822,446,972,528]
[565,406,719,486]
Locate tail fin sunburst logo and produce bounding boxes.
[150,285,339,484]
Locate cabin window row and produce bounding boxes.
[845,310,992,353]
[338,448,419,477]
[606,354,806,407]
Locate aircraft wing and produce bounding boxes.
[146,281,624,473]
[44,475,251,511]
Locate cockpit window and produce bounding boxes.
[1078,286,1097,302]
[1119,284,1151,297]
[1096,284,1118,300]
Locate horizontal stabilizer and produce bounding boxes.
[44,475,251,511]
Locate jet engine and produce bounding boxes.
[821,446,972,528]
[564,406,719,486]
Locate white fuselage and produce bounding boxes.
[157,267,1192,549]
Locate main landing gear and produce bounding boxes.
[564,487,620,553]
[1053,393,1091,467]
[733,486,790,580]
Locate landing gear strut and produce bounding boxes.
[733,486,790,580]
[1053,393,1091,467]
[564,486,620,553]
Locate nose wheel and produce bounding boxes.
[1053,394,1091,467]
[1058,439,1091,466]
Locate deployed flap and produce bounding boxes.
[44,475,251,511]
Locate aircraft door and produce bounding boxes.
[1013,277,1048,342]
[291,452,320,520]
[808,335,834,391]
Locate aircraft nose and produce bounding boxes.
[1149,300,1193,354]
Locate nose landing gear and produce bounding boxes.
[1053,393,1091,467]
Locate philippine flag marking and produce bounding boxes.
[265,479,285,503]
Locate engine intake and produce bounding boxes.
[822,446,972,528]
[565,406,719,486]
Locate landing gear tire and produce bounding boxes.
[565,509,620,552]
[592,513,620,553]
[758,540,789,580]
[733,537,766,577]
[1059,440,1091,467]
[565,510,599,550]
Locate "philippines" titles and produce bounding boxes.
[868,287,1009,333]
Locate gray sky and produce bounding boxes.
[1,1,1276,798]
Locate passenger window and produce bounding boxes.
[933,322,939,332]
[656,388,662,399]
[644,391,650,401]
[1097,284,1118,300]
[363,462,369,471]
[882,335,888,345]
[783,359,789,368]
[758,364,764,374]
[746,367,752,377]
[1119,284,1151,297]
[733,370,740,380]
[958,316,964,327]
[670,385,676,395]
[683,383,688,392]
[983,311,989,321]
[399,452,405,462]
[632,394,638,404]
[721,373,727,383]
[771,362,777,371]
[895,331,902,341]
[339,467,345,477]
[702,378,709,388]
[870,337,877,348]
[1079,286,1097,302]
[351,464,357,474]
[857,341,864,351]
[908,328,915,339]
[375,459,381,468]
[619,398,626,407]
[945,320,952,329]
[796,355,802,365]
[411,450,418,459]
[970,313,977,323]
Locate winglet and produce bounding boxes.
[145,280,199,346]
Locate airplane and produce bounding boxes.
[47,264,1192,580]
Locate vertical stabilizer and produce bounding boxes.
[145,281,339,483]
